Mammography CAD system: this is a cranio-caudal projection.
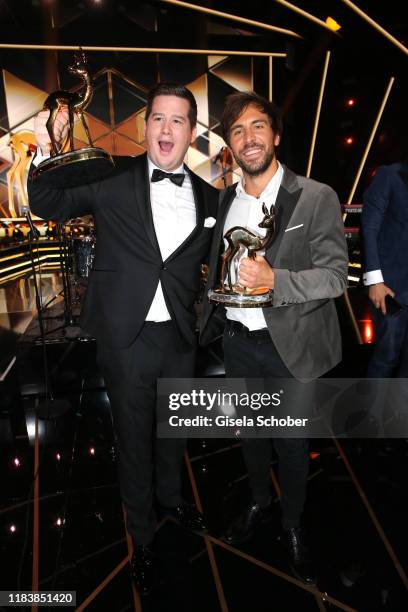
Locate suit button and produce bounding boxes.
[161,264,167,270]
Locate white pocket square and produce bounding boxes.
[204,216,216,228]
[285,223,304,232]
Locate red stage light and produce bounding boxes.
[360,320,375,344]
[310,452,320,460]
[345,137,354,145]
[347,98,356,107]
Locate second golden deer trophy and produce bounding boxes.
[208,203,275,308]
[32,49,114,187]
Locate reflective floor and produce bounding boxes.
[0,281,407,611]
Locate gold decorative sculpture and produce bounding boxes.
[7,130,37,215]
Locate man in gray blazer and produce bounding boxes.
[200,92,348,584]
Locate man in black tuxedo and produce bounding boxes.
[28,83,218,595]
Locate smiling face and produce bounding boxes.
[144,95,197,171]
[228,103,280,177]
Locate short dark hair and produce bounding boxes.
[145,82,197,128]
[221,92,283,144]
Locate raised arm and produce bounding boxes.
[28,108,95,223]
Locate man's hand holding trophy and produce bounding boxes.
[32,49,114,187]
[208,203,276,308]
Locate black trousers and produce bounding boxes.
[223,321,309,530]
[97,321,196,545]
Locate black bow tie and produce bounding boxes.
[151,168,185,186]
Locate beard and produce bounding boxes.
[234,143,275,177]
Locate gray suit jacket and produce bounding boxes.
[200,165,348,380]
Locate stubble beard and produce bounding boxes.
[234,145,275,177]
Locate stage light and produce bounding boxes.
[56,452,61,461]
[326,17,341,32]
[9,524,16,533]
[359,320,375,344]
[55,517,65,527]
[89,447,95,456]
[13,457,21,467]
[347,98,356,107]
[310,452,320,460]
[345,137,354,145]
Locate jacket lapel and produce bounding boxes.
[265,166,303,265]
[208,184,237,286]
[164,166,205,264]
[133,153,161,255]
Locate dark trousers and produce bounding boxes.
[367,306,408,378]
[223,321,309,530]
[97,321,196,545]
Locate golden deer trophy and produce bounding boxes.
[32,48,113,188]
[44,48,94,156]
[208,203,276,308]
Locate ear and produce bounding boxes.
[190,125,197,144]
[274,133,281,147]
[262,203,268,215]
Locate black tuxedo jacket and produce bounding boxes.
[28,153,218,349]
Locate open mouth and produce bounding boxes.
[159,141,174,154]
[242,146,263,158]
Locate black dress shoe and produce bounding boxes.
[130,543,155,596]
[281,527,317,585]
[224,501,273,544]
[160,503,209,535]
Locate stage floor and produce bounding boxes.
[0,279,407,611]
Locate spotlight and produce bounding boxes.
[13,457,21,467]
[9,524,16,533]
[326,17,341,32]
[55,517,65,527]
[359,319,374,344]
[89,447,95,456]
[345,137,354,145]
[363,321,374,344]
[346,98,356,107]
[56,452,61,461]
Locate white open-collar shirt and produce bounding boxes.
[223,161,283,331]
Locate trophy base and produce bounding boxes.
[208,287,274,308]
[32,148,115,187]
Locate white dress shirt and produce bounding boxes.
[363,269,384,286]
[145,157,196,321]
[224,162,283,330]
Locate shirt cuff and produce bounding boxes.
[363,269,384,285]
[32,147,50,167]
